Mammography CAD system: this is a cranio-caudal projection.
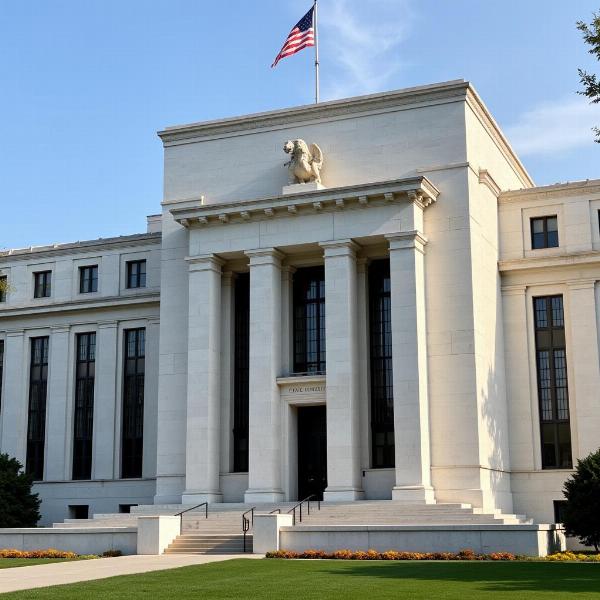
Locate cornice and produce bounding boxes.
[169,177,439,229]
[158,80,469,145]
[499,179,600,203]
[0,292,160,319]
[499,250,600,273]
[0,233,161,264]
[478,169,501,197]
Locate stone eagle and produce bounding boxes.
[283,139,324,185]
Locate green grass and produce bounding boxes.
[0,558,81,569]
[2,559,600,599]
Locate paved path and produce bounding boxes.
[0,554,262,593]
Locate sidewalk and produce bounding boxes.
[0,554,261,593]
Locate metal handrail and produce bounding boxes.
[242,507,256,553]
[269,509,281,514]
[174,502,208,534]
[287,495,321,526]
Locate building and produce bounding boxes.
[0,80,598,530]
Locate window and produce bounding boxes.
[79,265,98,294]
[0,340,4,411]
[126,260,146,289]
[553,500,568,524]
[531,216,559,249]
[119,504,137,514]
[33,271,52,298]
[369,259,395,468]
[293,267,326,374]
[72,333,96,480]
[0,276,7,302]
[233,273,250,472]
[68,505,89,520]
[534,296,572,469]
[27,337,49,479]
[122,328,145,478]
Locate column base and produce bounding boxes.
[392,485,436,504]
[244,489,285,504]
[323,487,365,502]
[181,491,223,504]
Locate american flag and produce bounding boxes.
[271,6,315,68]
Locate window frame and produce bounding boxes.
[369,259,395,469]
[26,336,49,480]
[126,260,147,289]
[292,266,326,375]
[530,215,559,250]
[79,265,98,294]
[0,276,7,302]
[72,332,96,480]
[33,271,52,298]
[533,295,572,470]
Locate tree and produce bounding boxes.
[562,448,600,551]
[0,454,41,527]
[577,12,600,142]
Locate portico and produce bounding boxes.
[170,177,439,504]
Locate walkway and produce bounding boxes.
[0,553,262,593]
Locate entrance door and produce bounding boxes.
[297,405,327,501]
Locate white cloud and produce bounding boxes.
[505,96,600,156]
[319,0,414,100]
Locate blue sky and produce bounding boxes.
[1,0,599,249]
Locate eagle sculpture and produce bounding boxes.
[283,139,324,185]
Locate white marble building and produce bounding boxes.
[0,80,598,527]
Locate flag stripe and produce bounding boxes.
[271,6,315,68]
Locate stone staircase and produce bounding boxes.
[53,500,534,554]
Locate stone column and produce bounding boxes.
[244,249,284,503]
[386,232,434,503]
[45,325,71,480]
[220,271,234,473]
[356,258,371,470]
[143,318,161,479]
[567,280,600,458]
[0,330,27,463]
[182,255,224,503]
[280,266,295,377]
[321,240,364,501]
[93,321,119,480]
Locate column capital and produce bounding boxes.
[319,239,360,258]
[50,325,70,334]
[245,248,284,267]
[5,329,25,338]
[566,279,597,290]
[222,270,235,285]
[501,284,528,297]
[356,257,369,273]
[186,254,225,273]
[98,320,119,330]
[386,230,428,254]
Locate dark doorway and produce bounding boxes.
[297,405,327,501]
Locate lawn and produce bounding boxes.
[2,559,600,599]
[0,559,81,570]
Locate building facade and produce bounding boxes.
[0,80,598,526]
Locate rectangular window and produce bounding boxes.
[0,340,4,412]
[121,328,145,478]
[126,260,146,289]
[293,267,326,374]
[553,500,568,524]
[33,271,52,298]
[72,333,96,480]
[534,295,572,469]
[0,276,7,302]
[531,216,559,249]
[27,337,49,479]
[369,259,395,468]
[233,273,250,472]
[79,266,98,294]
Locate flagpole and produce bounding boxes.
[314,0,320,103]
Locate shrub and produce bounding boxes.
[0,549,78,559]
[562,449,600,551]
[102,549,123,558]
[265,548,517,561]
[0,454,41,527]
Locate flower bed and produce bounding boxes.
[0,549,98,559]
[266,549,516,561]
[266,548,600,561]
